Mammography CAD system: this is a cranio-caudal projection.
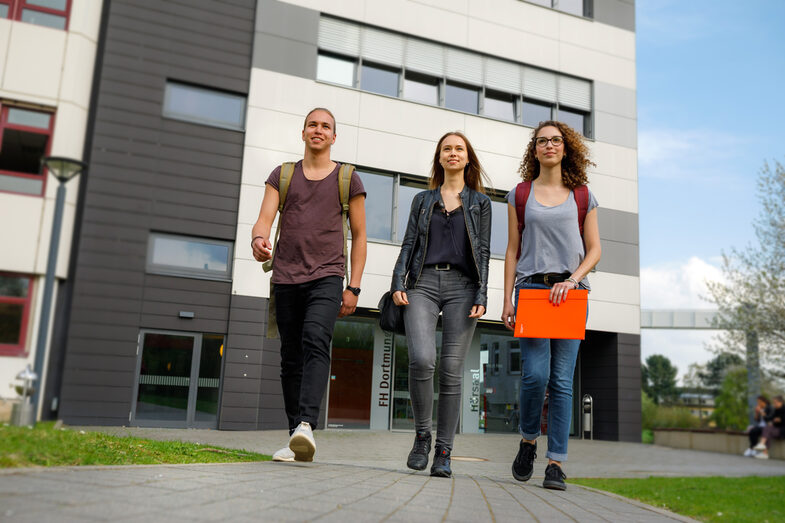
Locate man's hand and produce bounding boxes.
[339,289,358,317]
[252,236,272,262]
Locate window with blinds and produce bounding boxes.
[316,16,593,136]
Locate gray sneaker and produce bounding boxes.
[289,422,316,462]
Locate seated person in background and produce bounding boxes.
[744,395,773,457]
[753,395,784,459]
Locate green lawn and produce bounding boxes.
[572,476,785,523]
[0,422,270,468]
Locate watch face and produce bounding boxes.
[347,286,360,296]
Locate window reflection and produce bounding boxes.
[522,100,552,128]
[445,83,479,114]
[484,92,516,122]
[403,74,439,105]
[489,199,509,257]
[147,233,233,280]
[396,181,428,242]
[163,82,246,130]
[359,171,393,241]
[361,63,399,97]
[317,54,355,87]
[558,107,587,137]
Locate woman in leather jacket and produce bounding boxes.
[390,131,491,478]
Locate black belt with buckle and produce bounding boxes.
[428,263,452,271]
[528,272,571,287]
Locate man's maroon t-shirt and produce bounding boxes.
[266,160,365,284]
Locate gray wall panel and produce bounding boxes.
[253,33,318,80]
[594,81,637,120]
[597,207,638,244]
[595,111,638,150]
[597,240,639,276]
[593,0,635,32]
[60,0,256,426]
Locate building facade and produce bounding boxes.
[1,0,640,442]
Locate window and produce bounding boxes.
[0,273,33,357]
[316,53,355,87]
[395,178,428,242]
[1,0,71,30]
[522,100,552,128]
[162,82,246,131]
[360,63,399,97]
[523,0,591,18]
[557,107,589,137]
[0,104,54,196]
[484,91,516,122]
[359,170,393,241]
[403,73,439,106]
[508,343,521,374]
[445,82,479,114]
[147,233,233,281]
[489,198,509,257]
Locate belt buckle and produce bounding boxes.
[435,263,450,271]
[543,273,555,287]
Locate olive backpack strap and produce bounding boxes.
[514,181,532,260]
[262,162,295,274]
[337,163,355,282]
[264,161,295,339]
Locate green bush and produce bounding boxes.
[641,391,701,430]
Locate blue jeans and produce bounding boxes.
[515,282,581,462]
[404,267,479,449]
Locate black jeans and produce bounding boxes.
[275,275,343,432]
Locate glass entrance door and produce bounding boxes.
[132,330,224,428]
[327,319,374,429]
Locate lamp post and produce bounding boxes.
[31,156,87,421]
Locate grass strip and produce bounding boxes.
[0,422,270,468]
[572,476,785,523]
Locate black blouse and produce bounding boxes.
[423,204,476,278]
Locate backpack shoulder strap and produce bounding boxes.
[514,181,532,259]
[338,163,355,281]
[277,162,296,211]
[573,184,589,237]
[262,162,296,274]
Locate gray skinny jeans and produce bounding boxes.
[404,266,479,450]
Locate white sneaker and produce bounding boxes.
[289,422,316,462]
[754,451,769,460]
[272,446,295,462]
[753,442,767,451]
[743,448,754,457]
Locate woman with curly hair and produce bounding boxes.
[390,131,491,478]
[501,121,601,491]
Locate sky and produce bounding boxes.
[636,1,785,381]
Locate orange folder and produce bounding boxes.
[514,289,588,340]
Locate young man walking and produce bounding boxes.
[251,108,367,461]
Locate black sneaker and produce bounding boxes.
[511,440,536,482]
[407,430,432,471]
[542,462,567,490]
[430,444,452,478]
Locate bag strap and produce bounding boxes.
[262,162,296,273]
[338,163,355,281]
[573,184,589,237]
[514,181,531,260]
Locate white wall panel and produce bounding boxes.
[357,93,465,141]
[50,102,87,159]
[59,33,97,109]
[559,42,636,90]
[355,128,433,177]
[363,0,469,49]
[589,141,638,181]
[0,20,10,84]
[558,11,636,61]
[68,0,103,41]
[586,301,640,334]
[587,272,640,305]
[0,194,43,273]
[587,172,638,214]
[2,22,66,100]
[240,147,300,187]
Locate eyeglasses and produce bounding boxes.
[535,136,564,147]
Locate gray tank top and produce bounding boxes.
[505,187,598,289]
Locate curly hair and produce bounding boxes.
[430,131,490,193]
[517,120,595,189]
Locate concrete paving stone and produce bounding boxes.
[54,499,158,521]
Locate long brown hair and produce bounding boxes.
[430,131,489,193]
[518,120,595,189]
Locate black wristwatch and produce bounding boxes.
[346,285,361,296]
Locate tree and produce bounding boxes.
[641,354,678,405]
[711,366,748,430]
[697,352,744,393]
[707,161,785,381]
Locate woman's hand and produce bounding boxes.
[468,305,486,318]
[550,280,576,305]
[392,290,409,306]
[501,300,516,331]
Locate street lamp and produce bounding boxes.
[31,156,88,422]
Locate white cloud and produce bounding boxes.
[640,256,726,383]
[640,256,724,309]
[638,128,748,181]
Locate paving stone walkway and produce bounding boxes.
[2,427,783,522]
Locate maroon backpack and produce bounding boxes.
[514,181,589,259]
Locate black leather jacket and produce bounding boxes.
[391,186,491,307]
